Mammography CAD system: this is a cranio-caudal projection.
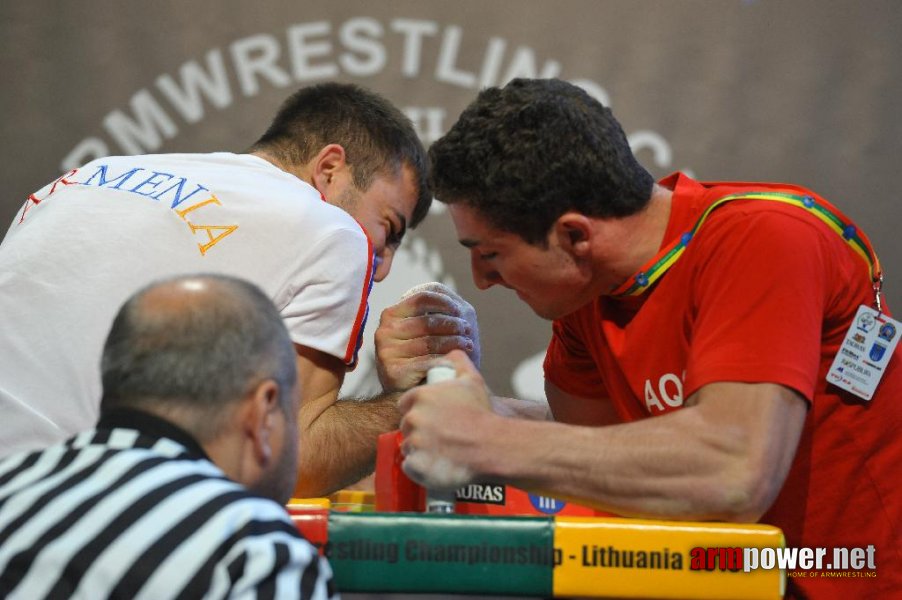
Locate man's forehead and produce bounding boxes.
[448,201,487,222]
[378,165,417,216]
[449,203,503,246]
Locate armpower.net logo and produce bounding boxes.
[690,545,878,579]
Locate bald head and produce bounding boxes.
[100,274,297,441]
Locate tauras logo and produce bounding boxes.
[455,483,505,505]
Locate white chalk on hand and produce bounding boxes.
[400,283,481,368]
[426,365,456,383]
[422,365,461,513]
[400,282,447,300]
[403,453,471,513]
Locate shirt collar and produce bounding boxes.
[97,407,211,461]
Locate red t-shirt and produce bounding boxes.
[545,173,900,597]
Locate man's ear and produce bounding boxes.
[242,379,281,467]
[310,144,348,193]
[554,212,593,257]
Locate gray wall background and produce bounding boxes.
[2,0,900,399]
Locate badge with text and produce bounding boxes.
[826,305,900,400]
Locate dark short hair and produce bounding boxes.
[100,274,297,440]
[429,78,654,244]
[250,82,431,227]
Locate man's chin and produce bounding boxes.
[526,301,562,321]
[525,298,589,321]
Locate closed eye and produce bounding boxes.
[387,215,407,249]
[387,226,402,249]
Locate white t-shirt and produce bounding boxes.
[0,152,374,457]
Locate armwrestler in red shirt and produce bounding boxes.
[379,79,900,599]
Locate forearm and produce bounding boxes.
[397,352,744,517]
[480,411,758,521]
[294,392,401,497]
[399,354,805,523]
[478,383,804,522]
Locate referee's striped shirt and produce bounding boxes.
[0,409,337,600]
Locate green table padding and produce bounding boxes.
[327,513,554,595]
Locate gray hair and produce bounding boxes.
[100,274,297,440]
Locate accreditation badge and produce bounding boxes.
[826,305,900,400]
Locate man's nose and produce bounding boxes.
[471,255,500,290]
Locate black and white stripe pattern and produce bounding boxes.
[0,427,336,599]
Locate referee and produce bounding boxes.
[0,274,336,599]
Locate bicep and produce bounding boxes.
[545,380,620,426]
[687,381,808,514]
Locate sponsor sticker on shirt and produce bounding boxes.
[826,305,900,401]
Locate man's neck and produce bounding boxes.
[634,183,674,267]
[249,150,313,185]
[596,184,674,294]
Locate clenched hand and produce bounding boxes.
[375,282,481,392]
[398,350,495,490]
